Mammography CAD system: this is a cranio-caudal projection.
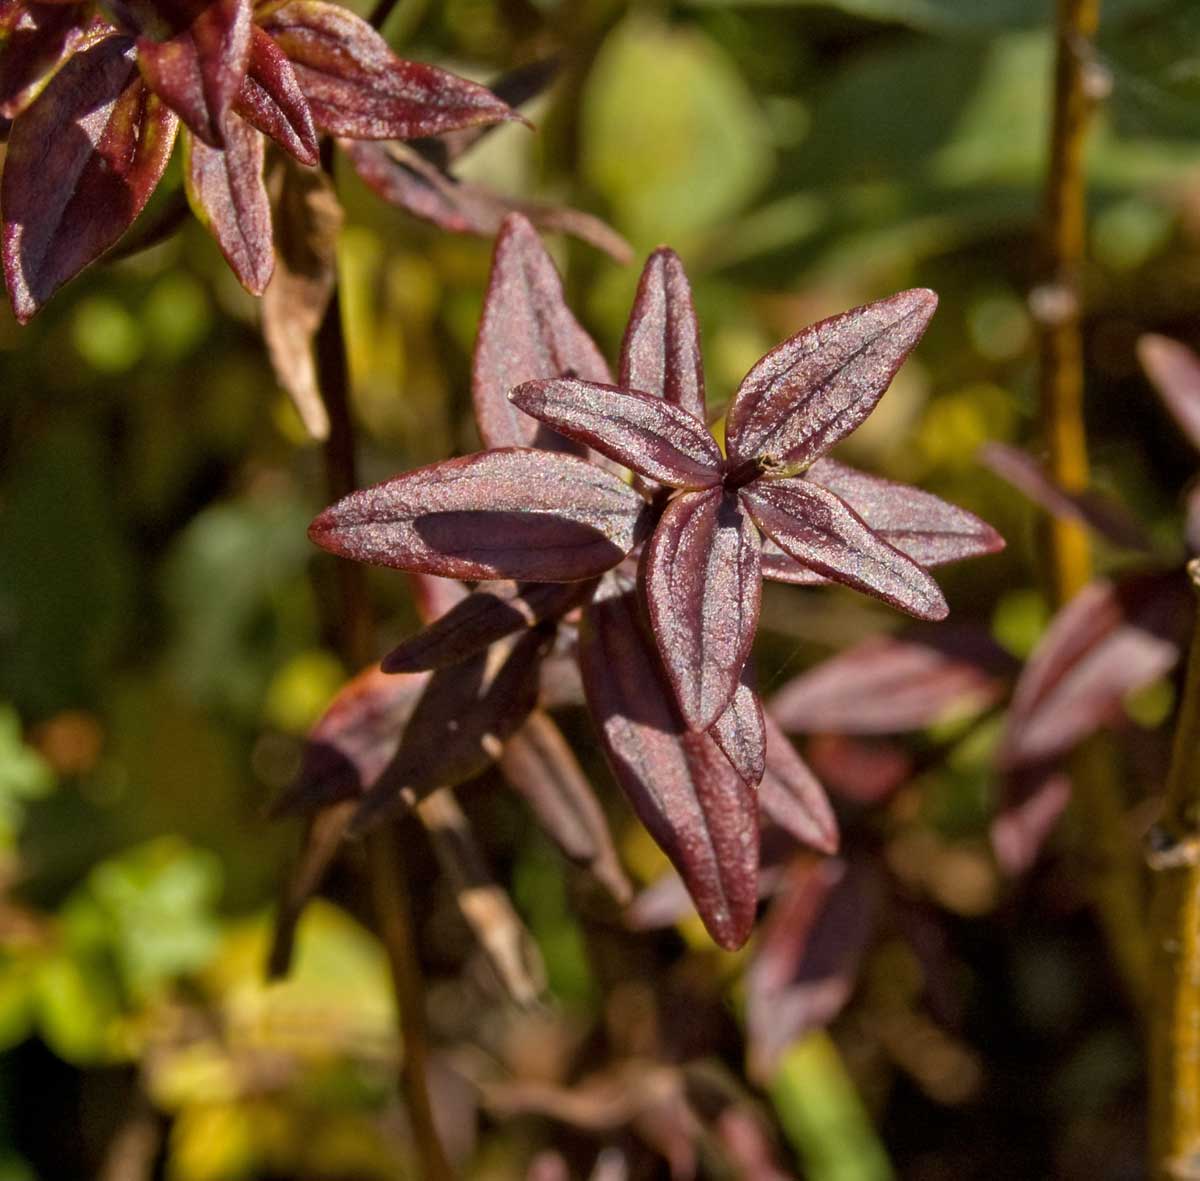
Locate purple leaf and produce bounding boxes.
[743,477,948,620]
[643,488,762,731]
[1139,333,1200,453]
[309,448,650,582]
[136,0,251,148]
[979,442,1151,552]
[709,669,766,785]
[724,289,937,469]
[805,733,912,804]
[991,767,1071,876]
[234,23,317,165]
[619,247,706,423]
[499,711,632,904]
[1000,573,1189,769]
[383,579,593,672]
[185,109,273,294]
[757,713,839,854]
[409,571,469,624]
[0,2,104,120]
[769,629,1007,735]
[2,35,178,322]
[473,213,612,450]
[510,379,723,489]
[261,0,517,139]
[580,582,759,950]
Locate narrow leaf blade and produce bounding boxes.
[709,669,766,786]
[1139,333,1200,454]
[758,713,838,854]
[234,23,317,164]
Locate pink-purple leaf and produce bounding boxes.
[510,379,723,489]
[136,0,251,148]
[724,289,937,468]
[309,448,650,582]
[743,477,948,620]
[383,579,593,672]
[709,670,766,786]
[1139,333,1200,454]
[0,2,102,119]
[185,109,273,294]
[234,23,317,165]
[619,247,706,423]
[2,35,179,322]
[261,0,517,140]
[473,213,612,450]
[499,711,632,904]
[757,713,839,854]
[580,582,759,950]
[643,488,762,731]
[991,767,1071,877]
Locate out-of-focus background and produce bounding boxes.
[3,0,1200,1176]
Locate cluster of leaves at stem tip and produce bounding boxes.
[291,213,1006,951]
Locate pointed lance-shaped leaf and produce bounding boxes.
[500,711,632,904]
[383,579,594,672]
[724,289,937,469]
[619,247,707,423]
[136,0,252,148]
[757,713,838,854]
[743,477,947,620]
[580,582,759,950]
[643,487,761,731]
[991,766,1071,877]
[309,448,651,582]
[2,35,179,322]
[185,109,273,294]
[473,213,612,450]
[0,2,105,120]
[234,24,317,165]
[1000,572,1190,769]
[709,668,766,786]
[1139,333,1200,454]
[510,379,724,489]
[260,0,517,139]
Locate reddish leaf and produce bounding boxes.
[804,733,912,804]
[991,767,1071,876]
[724,289,937,468]
[234,23,317,164]
[510,379,723,489]
[185,108,273,294]
[580,582,759,950]
[136,0,251,147]
[499,711,632,904]
[2,35,179,322]
[743,477,948,620]
[261,0,516,139]
[309,448,650,582]
[409,571,469,623]
[619,247,706,423]
[473,213,611,450]
[1000,573,1189,769]
[1139,333,1200,453]
[709,670,766,786]
[383,579,593,672]
[757,713,838,854]
[643,488,761,730]
[770,629,1007,735]
[0,2,103,119]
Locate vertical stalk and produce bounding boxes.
[1036,0,1149,1007]
[1150,561,1200,1180]
[315,288,455,1181]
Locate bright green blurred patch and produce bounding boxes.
[263,650,345,734]
[966,288,1032,361]
[0,705,54,851]
[992,588,1050,661]
[1125,676,1175,728]
[1093,196,1173,273]
[145,273,212,361]
[71,296,143,373]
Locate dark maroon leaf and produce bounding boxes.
[757,713,838,854]
[619,247,706,422]
[350,626,552,833]
[234,23,317,164]
[409,571,469,623]
[746,857,875,1079]
[261,0,517,139]
[510,379,724,489]
[499,710,632,904]
[979,442,1151,552]
[804,733,913,803]
[580,582,759,950]
[473,213,612,450]
[709,669,766,785]
[2,35,178,322]
[743,477,947,620]
[136,0,251,147]
[991,767,1071,876]
[309,448,650,582]
[643,488,762,731]
[1000,573,1190,769]
[1139,333,1200,453]
[383,579,593,672]
[186,109,273,294]
[1187,484,1200,555]
[0,2,103,119]
[724,289,937,469]
[770,629,1007,735]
